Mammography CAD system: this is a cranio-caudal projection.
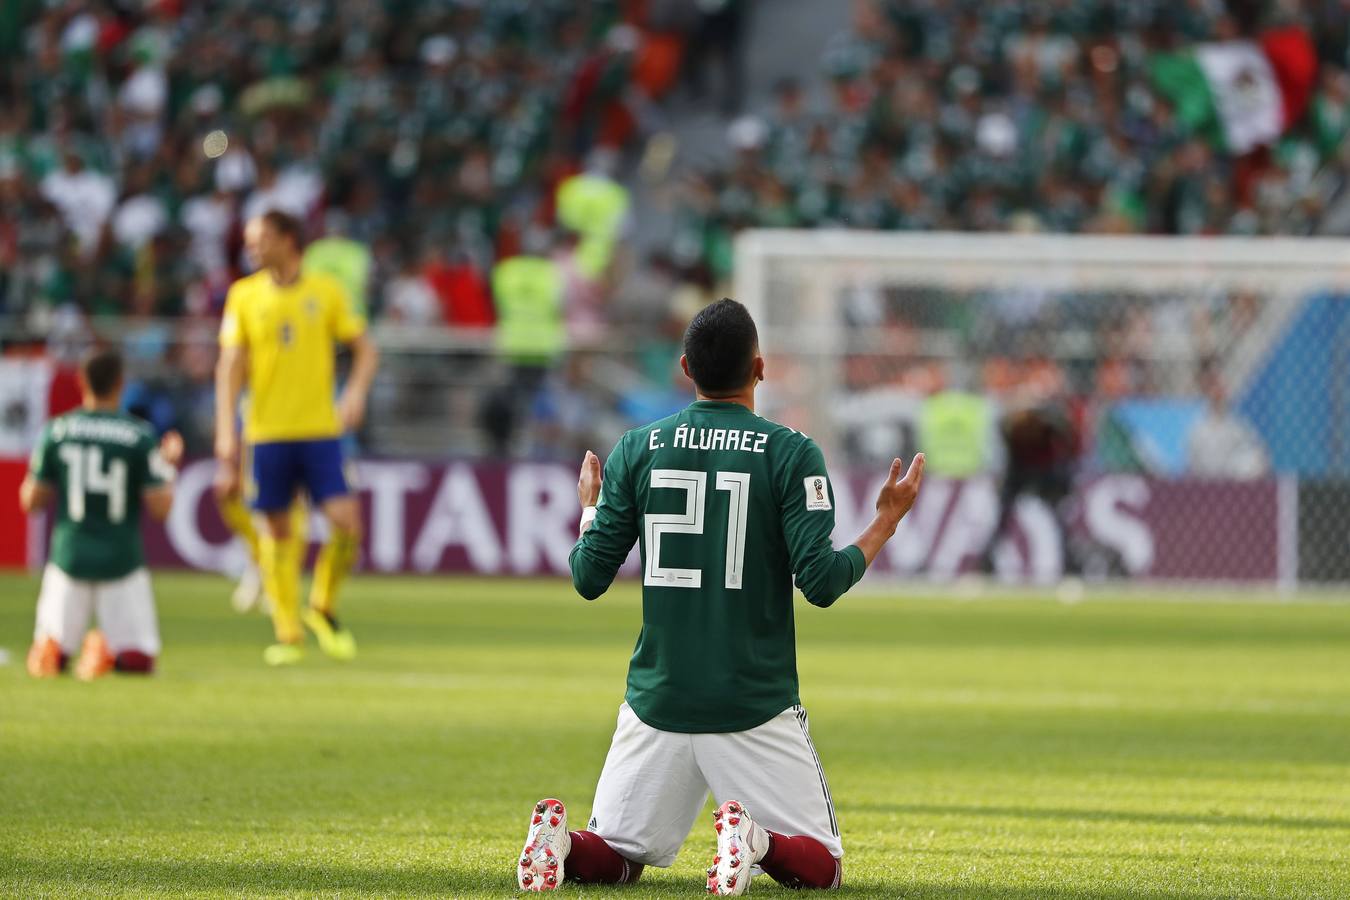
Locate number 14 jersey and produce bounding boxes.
[570,400,867,733]
[29,410,170,581]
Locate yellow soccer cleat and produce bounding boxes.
[302,607,357,661]
[263,642,305,667]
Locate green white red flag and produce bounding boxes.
[1150,27,1318,154]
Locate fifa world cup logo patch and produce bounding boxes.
[803,476,831,511]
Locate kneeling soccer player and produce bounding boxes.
[23,349,182,680]
[516,299,925,894]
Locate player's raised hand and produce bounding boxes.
[159,430,185,468]
[577,450,602,508]
[875,453,925,528]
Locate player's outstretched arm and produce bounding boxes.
[569,446,639,600]
[576,450,602,533]
[784,445,924,608]
[851,453,925,567]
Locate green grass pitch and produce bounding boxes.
[1,572,1349,899]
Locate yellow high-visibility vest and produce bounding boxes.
[303,237,371,316]
[492,255,565,366]
[557,173,629,279]
[918,390,991,477]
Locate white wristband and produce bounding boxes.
[579,506,597,535]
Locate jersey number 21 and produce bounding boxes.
[644,469,749,590]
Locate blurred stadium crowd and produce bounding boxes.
[0,0,1345,468]
[1,0,671,324]
[675,0,1348,283]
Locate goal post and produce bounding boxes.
[734,230,1350,589]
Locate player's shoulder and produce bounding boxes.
[607,407,691,464]
[124,412,157,441]
[227,270,271,301]
[614,415,669,457]
[108,411,157,445]
[750,413,817,457]
[303,269,345,297]
[632,409,685,441]
[231,270,271,291]
[42,410,74,442]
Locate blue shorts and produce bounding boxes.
[250,438,349,512]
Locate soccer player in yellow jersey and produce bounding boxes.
[214,211,379,666]
[216,231,370,614]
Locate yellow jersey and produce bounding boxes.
[220,269,365,443]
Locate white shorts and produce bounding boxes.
[33,564,161,657]
[588,703,841,868]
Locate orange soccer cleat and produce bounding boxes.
[74,630,115,682]
[26,636,64,678]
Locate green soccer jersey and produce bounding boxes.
[570,400,867,733]
[29,410,171,581]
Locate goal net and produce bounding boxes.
[735,231,1350,590]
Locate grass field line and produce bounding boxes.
[129,666,1350,718]
[846,579,1350,605]
[807,684,1350,716]
[171,572,1350,608]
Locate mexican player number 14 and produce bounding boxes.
[57,443,128,523]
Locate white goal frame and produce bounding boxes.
[735,230,1350,454]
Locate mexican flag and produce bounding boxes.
[1150,27,1318,155]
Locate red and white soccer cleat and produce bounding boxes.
[517,798,571,892]
[706,800,770,896]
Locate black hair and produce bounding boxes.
[261,209,305,250]
[82,348,124,399]
[683,298,759,395]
